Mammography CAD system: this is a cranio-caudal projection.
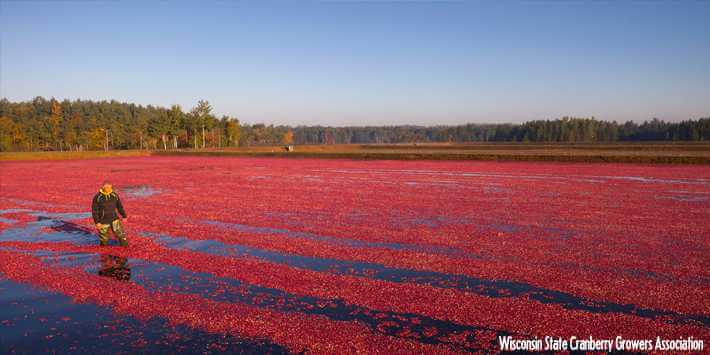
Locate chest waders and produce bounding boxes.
[97,219,128,246]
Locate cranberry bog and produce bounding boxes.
[0,156,708,353]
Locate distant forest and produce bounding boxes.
[0,97,708,152]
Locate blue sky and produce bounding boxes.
[1,1,708,126]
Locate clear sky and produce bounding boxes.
[1,1,708,126]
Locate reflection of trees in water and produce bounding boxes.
[98,255,131,281]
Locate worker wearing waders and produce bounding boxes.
[91,182,128,246]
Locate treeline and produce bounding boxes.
[0,97,708,152]
[292,118,710,144]
[0,97,243,152]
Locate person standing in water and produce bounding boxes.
[91,181,128,246]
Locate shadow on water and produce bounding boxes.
[41,217,92,234]
[44,219,124,247]
[3,209,709,342]
[0,277,288,354]
[144,232,710,329]
[0,212,128,247]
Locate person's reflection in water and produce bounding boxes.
[98,254,131,281]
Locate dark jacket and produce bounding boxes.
[91,192,127,224]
